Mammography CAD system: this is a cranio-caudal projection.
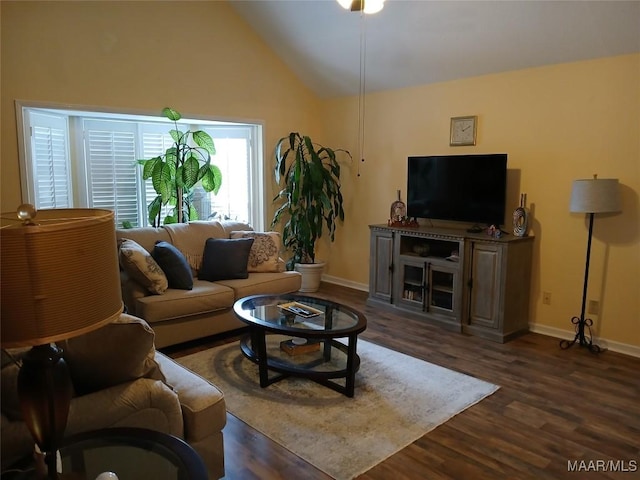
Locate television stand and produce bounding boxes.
[367,224,534,343]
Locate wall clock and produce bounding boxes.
[450,116,477,146]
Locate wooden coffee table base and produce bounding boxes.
[240,329,361,397]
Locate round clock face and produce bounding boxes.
[451,117,476,145]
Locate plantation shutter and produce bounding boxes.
[203,126,252,224]
[28,111,71,209]
[139,123,175,225]
[83,119,139,227]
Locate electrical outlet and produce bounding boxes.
[588,300,600,315]
[543,292,551,305]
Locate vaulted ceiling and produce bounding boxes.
[229,0,640,98]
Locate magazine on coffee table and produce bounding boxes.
[278,301,323,318]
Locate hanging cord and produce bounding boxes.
[357,10,367,177]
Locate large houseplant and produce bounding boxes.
[271,132,350,291]
[138,107,222,226]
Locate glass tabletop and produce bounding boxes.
[1,428,207,480]
[233,294,366,336]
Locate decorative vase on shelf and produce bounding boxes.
[390,190,406,223]
[513,193,530,237]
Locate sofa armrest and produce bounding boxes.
[155,352,226,443]
[65,378,183,438]
[1,378,183,468]
[1,413,34,468]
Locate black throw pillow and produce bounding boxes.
[198,237,255,281]
[152,241,193,290]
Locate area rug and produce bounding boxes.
[176,338,499,479]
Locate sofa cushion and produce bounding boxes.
[119,239,168,295]
[115,226,171,253]
[163,221,228,272]
[230,231,282,273]
[136,280,235,324]
[199,238,255,282]
[215,271,302,299]
[152,241,193,290]
[220,220,253,236]
[61,314,166,396]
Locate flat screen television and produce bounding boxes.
[407,154,508,227]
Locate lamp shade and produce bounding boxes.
[1,208,123,348]
[569,178,621,214]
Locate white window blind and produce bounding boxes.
[83,119,140,227]
[28,111,71,209]
[139,123,176,225]
[203,126,253,224]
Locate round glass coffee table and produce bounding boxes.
[1,428,207,480]
[233,294,367,397]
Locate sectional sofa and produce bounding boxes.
[115,220,302,348]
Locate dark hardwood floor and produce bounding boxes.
[163,283,640,480]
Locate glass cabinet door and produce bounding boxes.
[397,260,426,310]
[428,265,457,314]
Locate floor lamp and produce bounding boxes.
[1,205,123,479]
[560,176,621,354]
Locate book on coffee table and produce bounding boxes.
[277,301,322,318]
[280,339,321,356]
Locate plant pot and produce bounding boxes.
[294,262,325,293]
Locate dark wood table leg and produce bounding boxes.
[251,327,270,388]
[323,306,334,361]
[345,334,357,397]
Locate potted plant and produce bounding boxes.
[271,132,351,292]
[138,107,222,226]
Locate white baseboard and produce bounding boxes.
[529,324,640,358]
[321,274,368,292]
[321,276,640,359]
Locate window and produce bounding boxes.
[24,111,72,209]
[18,103,264,229]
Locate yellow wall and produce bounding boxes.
[2,2,638,349]
[0,0,321,215]
[323,54,640,349]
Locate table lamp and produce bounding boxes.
[560,176,621,353]
[1,205,123,479]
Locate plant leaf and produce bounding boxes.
[169,129,183,144]
[148,195,162,225]
[141,156,161,180]
[162,107,181,122]
[152,161,173,203]
[201,164,222,194]
[193,130,216,155]
[182,155,200,188]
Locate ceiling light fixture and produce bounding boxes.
[337,0,385,15]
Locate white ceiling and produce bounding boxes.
[229,0,640,98]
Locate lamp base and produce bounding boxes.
[559,315,602,354]
[18,344,73,479]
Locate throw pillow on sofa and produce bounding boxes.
[152,241,193,290]
[119,238,168,294]
[61,313,167,396]
[198,237,254,281]
[230,231,281,273]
